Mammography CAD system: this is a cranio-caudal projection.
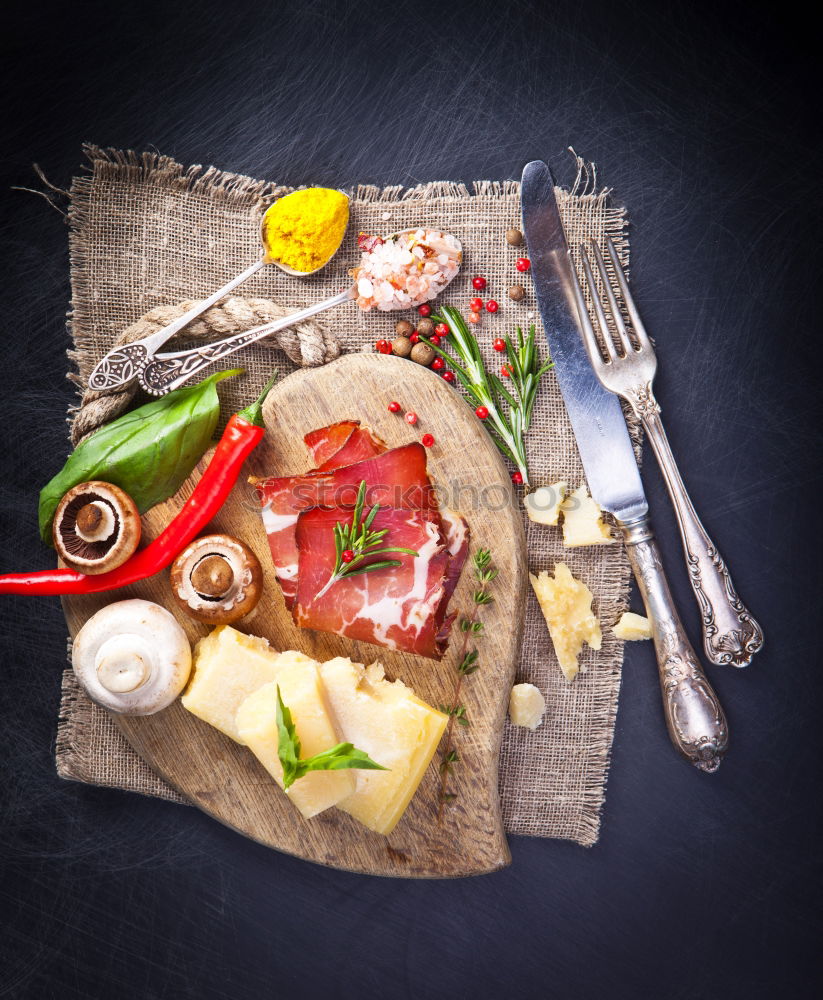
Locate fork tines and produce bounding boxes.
[570,237,653,365]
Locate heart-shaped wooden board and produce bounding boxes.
[62,354,527,877]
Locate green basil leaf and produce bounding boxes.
[275,687,387,790]
[38,369,241,544]
[300,743,388,775]
[275,686,302,789]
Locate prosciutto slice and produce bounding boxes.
[293,506,451,659]
[314,425,386,471]
[257,420,470,659]
[255,443,438,608]
[303,421,359,466]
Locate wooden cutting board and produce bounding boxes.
[62,354,527,877]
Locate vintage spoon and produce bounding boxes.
[133,229,463,395]
[86,191,350,392]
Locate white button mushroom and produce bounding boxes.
[72,599,192,715]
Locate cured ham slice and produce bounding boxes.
[304,421,359,467]
[255,443,438,608]
[304,420,386,470]
[315,426,386,471]
[294,506,451,659]
[437,507,470,614]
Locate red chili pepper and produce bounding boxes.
[0,374,277,597]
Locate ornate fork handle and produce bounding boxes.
[619,515,729,771]
[625,382,764,668]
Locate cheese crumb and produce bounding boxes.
[613,612,652,641]
[530,563,602,681]
[560,485,614,547]
[509,683,546,729]
[523,481,568,526]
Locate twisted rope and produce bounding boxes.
[69,296,341,444]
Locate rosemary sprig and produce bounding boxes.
[426,305,553,486]
[437,548,497,818]
[275,686,387,789]
[315,480,419,599]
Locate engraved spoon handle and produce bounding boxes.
[87,258,266,391]
[619,515,729,772]
[137,287,354,395]
[627,385,763,668]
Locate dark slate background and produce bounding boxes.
[1,2,820,998]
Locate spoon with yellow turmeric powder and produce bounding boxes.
[88,188,350,392]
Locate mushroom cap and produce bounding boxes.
[53,481,141,575]
[72,599,191,715]
[169,534,263,625]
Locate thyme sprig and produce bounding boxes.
[426,305,552,486]
[437,548,497,818]
[315,480,419,599]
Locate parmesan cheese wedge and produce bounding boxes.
[560,485,614,547]
[523,481,568,526]
[181,625,316,744]
[530,563,602,681]
[319,657,448,836]
[236,663,355,819]
[613,612,653,641]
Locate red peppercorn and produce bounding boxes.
[421,433,435,448]
[472,275,487,290]
[501,364,511,377]
[405,411,418,425]
[441,371,456,383]
[410,331,420,344]
[375,339,392,354]
[434,322,449,337]
[429,334,441,347]
[468,311,481,324]
[387,401,401,413]
[486,299,499,313]
[418,303,432,317]
[341,548,355,563]
[493,338,506,352]
[515,257,531,272]
[469,297,484,312]
[475,406,489,420]
[511,471,524,485]
[432,357,445,371]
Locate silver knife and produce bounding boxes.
[521,159,728,772]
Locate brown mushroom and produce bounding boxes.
[170,534,263,624]
[53,481,141,575]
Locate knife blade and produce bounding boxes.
[520,159,647,523]
[520,159,728,772]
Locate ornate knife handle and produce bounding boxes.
[626,384,763,668]
[619,516,729,772]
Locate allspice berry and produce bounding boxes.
[410,342,435,366]
[392,336,413,358]
[508,284,526,301]
[416,317,435,337]
[395,319,414,338]
[505,228,524,246]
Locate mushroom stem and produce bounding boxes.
[75,500,116,543]
[95,633,152,692]
[190,554,235,598]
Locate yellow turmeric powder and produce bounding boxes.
[261,188,349,273]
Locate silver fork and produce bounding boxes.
[571,237,763,668]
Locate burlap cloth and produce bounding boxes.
[56,145,637,848]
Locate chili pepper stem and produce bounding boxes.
[237,371,278,427]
